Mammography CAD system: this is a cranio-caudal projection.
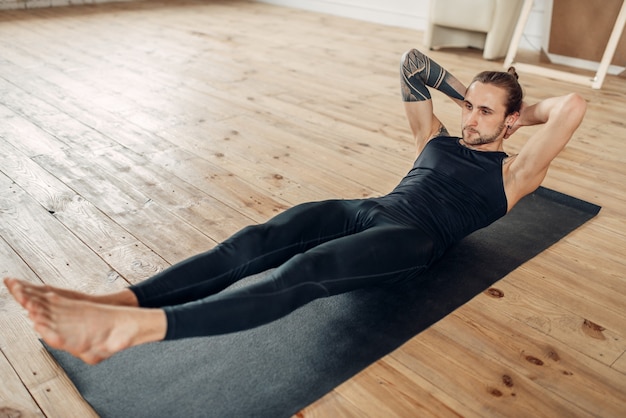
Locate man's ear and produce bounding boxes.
[506,111,520,127]
[503,112,521,140]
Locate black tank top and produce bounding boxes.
[380,136,508,256]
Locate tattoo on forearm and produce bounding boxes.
[400,49,465,102]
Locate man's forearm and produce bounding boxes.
[507,94,585,140]
[519,96,570,127]
[400,49,466,102]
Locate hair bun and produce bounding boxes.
[507,66,519,80]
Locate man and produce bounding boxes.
[4,49,586,365]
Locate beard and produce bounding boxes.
[462,122,506,145]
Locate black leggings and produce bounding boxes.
[129,199,436,339]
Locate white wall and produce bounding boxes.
[257,0,548,52]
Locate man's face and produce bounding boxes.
[461,82,509,145]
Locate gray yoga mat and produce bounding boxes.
[44,187,600,418]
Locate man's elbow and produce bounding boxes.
[561,93,587,126]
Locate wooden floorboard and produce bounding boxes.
[0,1,625,416]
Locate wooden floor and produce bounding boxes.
[0,1,625,416]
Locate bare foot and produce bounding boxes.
[3,277,139,308]
[4,278,165,364]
